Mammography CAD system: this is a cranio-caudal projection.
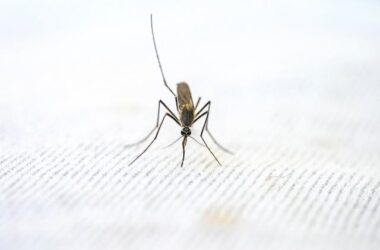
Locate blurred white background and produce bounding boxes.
[1,0,378,115]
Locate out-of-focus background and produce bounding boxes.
[1,1,380,250]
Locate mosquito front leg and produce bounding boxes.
[125,100,179,147]
[129,113,179,166]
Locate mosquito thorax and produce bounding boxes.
[181,127,191,136]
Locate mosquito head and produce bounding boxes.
[181,127,191,136]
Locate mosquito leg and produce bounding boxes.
[205,129,234,154]
[129,113,178,166]
[162,135,183,149]
[197,110,222,166]
[203,102,234,155]
[125,100,179,147]
[160,100,179,121]
[194,100,209,118]
[195,97,201,110]
[193,101,233,155]
[189,136,205,147]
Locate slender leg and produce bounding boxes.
[129,113,179,166]
[162,135,183,149]
[195,97,201,110]
[194,100,209,118]
[195,110,222,166]
[193,101,234,155]
[175,97,179,112]
[125,100,179,147]
[206,129,234,154]
[189,136,205,147]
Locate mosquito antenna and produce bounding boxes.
[150,14,176,97]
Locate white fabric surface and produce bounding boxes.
[1,1,380,249]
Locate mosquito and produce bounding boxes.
[127,14,233,167]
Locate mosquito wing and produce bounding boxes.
[177,82,195,126]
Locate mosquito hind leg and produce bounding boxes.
[125,100,179,147]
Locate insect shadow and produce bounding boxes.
[127,14,233,167]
